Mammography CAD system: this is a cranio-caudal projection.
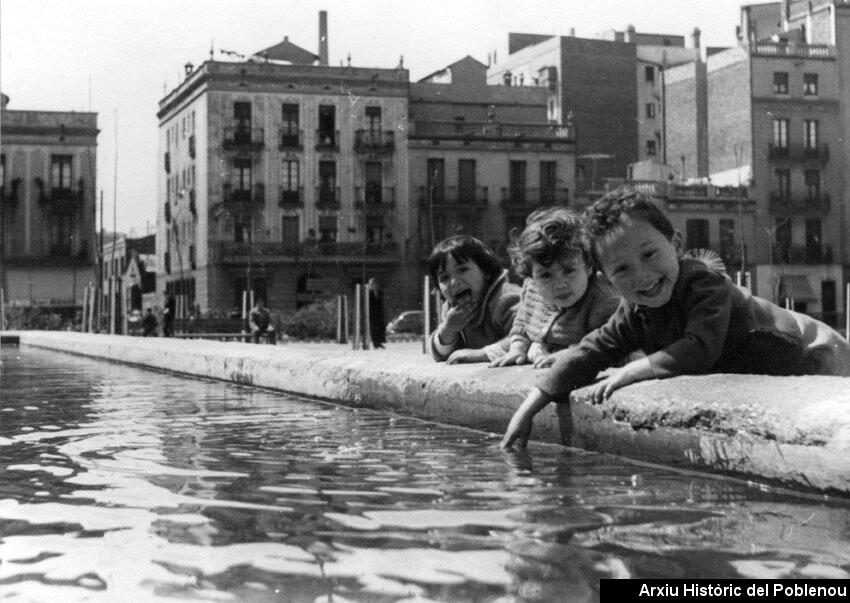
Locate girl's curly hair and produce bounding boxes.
[507,207,592,278]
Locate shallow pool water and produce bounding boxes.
[1,346,849,602]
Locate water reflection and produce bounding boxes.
[1,347,850,602]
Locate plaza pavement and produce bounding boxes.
[9,330,850,497]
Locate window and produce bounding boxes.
[458,159,476,203]
[804,119,818,149]
[1,154,5,187]
[365,106,381,133]
[773,72,789,94]
[719,219,736,263]
[281,159,299,191]
[318,105,336,146]
[281,104,299,135]
[51,155,73,189]
[773,118,789,148]
[318,215,337,243]
[281,215,299,244]
[775,168,791,199]
[540,161,557,204]
[646,140,657,156]
[646,103,656,118]
[427,158,445,203]
[645,65,654,82]
[685,219,710,250]
[805,218,822,262]
[805,169,820,199]
[509,160,527,204]
[318,160,336,205]
[233,158,252,191]
[775,219,791,263]
[803,73,818,95]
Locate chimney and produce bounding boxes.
[692,27,701,49]
[626,24,636,43]
[318,11,328,66]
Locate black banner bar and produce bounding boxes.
[601,579,850,602]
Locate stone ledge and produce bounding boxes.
[11,331,850,496]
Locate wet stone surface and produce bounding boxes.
[1,347,850,601]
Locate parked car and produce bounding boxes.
[386,310,424,335]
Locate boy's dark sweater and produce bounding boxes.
[538,258,810,398]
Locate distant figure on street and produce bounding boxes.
[142,308,158,337]
[250,297,276,344]
[368,277,386,349]
[163,295,176,337]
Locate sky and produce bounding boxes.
[1,0,752,235]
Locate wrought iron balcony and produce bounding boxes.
[409,121,574,142]
[279,186,303,209]
[768,143,829,163]
[36,177,85,215]
[1,177,22,209]
[354,186,395,214]
[215,240,400,261]
[354,129,395,152]
[772,244,834,264]
[500,187,570,209]
[417,185,488,208]
[315,129,339,150]
[279,128,302,149]
[223,126,264,150]
[769,192,831,215]
[221,183,265,215]
[315,186,340,210]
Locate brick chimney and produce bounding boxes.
[318,11,328,66]
[692,27,701,49]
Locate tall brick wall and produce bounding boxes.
[560,37,637,180]
[665,63,699,180]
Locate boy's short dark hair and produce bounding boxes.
[507,207,591,278]
[584,187,675,262]
[427,235,503,285]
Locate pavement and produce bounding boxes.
[8,330,850,497]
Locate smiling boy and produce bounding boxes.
[501,188,850,449]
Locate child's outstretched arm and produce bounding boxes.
[500,386,550,448]
[587,354,656,403]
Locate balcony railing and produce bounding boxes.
[772,244,834,264]
[316,186,340,210]
[216,240,400,261]
[279,186,303,208]
[36,177,85,216]
[354,186,395,213]
[751,41,834,59]
[315,129,339,150]
[354,129,395,152]
[769,192,831,214]
[417,185,488,208]
[500,187,570,208]
[768,143,829,163]
[279,128,302,149]
[223,126,264,150]
[575,179,754,208]
[409,121,574,142]
[223,183,265,210]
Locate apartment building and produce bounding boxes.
[665,0,849,324]
[156,14,411,316]
[0,92,98,319]
[410,56,575,261]
[100,233,157,333]
[486,28,697,191]
[156,15,577,320]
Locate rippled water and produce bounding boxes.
[1,346,849,602]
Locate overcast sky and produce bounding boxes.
[1,0,752,234]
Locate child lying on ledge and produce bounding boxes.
[501,188,850,449]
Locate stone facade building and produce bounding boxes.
[0,92,98,318]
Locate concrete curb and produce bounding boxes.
[9,331,850,496]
